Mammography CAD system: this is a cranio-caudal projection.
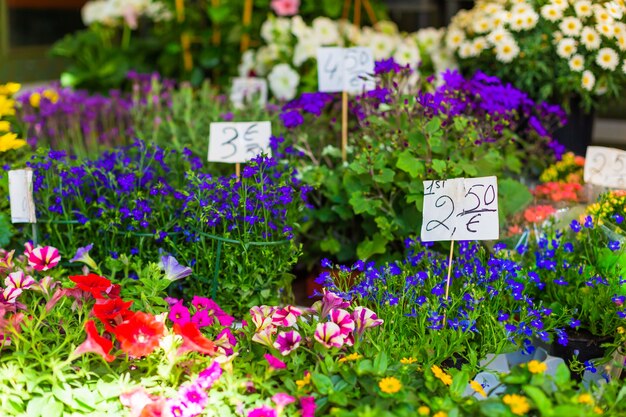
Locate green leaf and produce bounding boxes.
[450,371,469,398]
[431,159,447,175]
[373,168,395,184]
[554,363,571,387]
[27,396,46,417]
[523,385,552,416]
[355,359,374,375]
[396,150,425,178]
[425,118,442,136]
[499,178,533,217]
[372,352,388,374]
[207,6,230,23]
[328,391,349,406]
[312,373,334,395]
[349,192,381,215]
[0,213,13,247]
[357,233,388,260]
[320,237,341,254]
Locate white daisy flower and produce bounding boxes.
[541,4,563,22]
[471,36,489,56]
[560,17,582,37]
[495,38,520,63]
[569,54,585,72]
[492,10,509,27]
[617,34,626,51]
[473,17,493,34]
[445,28,466,51]
[596,47,619,70]
[487,27,512,45]
[574,0,593,18]
[597,22,616,38]
[458,41,474,58]
[581,27,601,50]
[550,0,569,10]
[556,38,577,58]
[594,5,615,24]
[581,70,595,91]
[606,1,624,19]
[523,10,539,30]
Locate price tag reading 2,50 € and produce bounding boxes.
[584,146,626,189]
[317,47,375,94]
[8,169,37,224]
[208,122,272,164]
[421,176,499,242]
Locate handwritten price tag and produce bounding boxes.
[584,146,626,188]
[317,47,375,94]
[230,77,268,109]
[208,122,272,164]
[421,176,499,242]
[8,169,36,223]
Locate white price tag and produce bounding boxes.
[8,169,36,223]
[421,176,499,242]
[208,122,272,164]
[584,146,626,189]
[230,77,268,109]
[317,47,374,94]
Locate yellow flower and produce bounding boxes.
[43,89,59,104]
[0,82,21,96]
[594,406,604,414]
[618,327,625,334]
[379,376,402,394]
[470,380,487,397]
[431,365,452,386]
[0,120,10,132]
[400,357,418,365]
[578,393,594,405]
[296,372,311,389]
[0,132,26,152]
[0,95,15,117]
[339,352,363,362]
[418,406,430,416]
[527,360,547,374]
[433,412,447,417]
[29,92,41,108]
[503,394,530,416]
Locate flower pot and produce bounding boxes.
[553,97,595,156]
[552,329,613,373]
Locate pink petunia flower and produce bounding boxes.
[168,300,191,325]
[352,306,384,336]
[192,296,235,326]
[248,405,278,417]
[0,249,15,273]
[312,291,350,319]
[163,398,191,417]
[178,382,208,415]
[197,361,223,390]
[252,326,277,348]
[274,330,301,356]
[28,246,61,271]
[272,305,303,327]
[1,287,22,304]
[270,0,300,16]
[264,353,287,370]
[314,322,344,349]
[300,396,316,417]
[272,392,295,414]
[4,271,35,289]
[329,308,355,338]
[214,328,237,356]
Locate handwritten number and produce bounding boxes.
[425,195,454,232]
[221,127,238,159]
[325,54,339,80]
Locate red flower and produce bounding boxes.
[93,298,134,331]
[173,322,216,356]
[69,273,112,299]
[112,312,164,358]
[72,320,115,362]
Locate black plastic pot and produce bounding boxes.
[552,329,612,369]
[553,97,595,156]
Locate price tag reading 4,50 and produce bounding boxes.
[208,122,272,164]
[421,176,499,242]
[317,47,375,94]
[230,77,268,109]
[8,169,37,224]
[584,146,626,189]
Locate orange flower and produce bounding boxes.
[112,312,165,358]
[174,322,216,355]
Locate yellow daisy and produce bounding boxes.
[379,376,402,394]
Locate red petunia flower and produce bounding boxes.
[112,312,164,358]
[69,273,112,299]
[93,298,134,331]
[73,320,115,362]
[173,322,216,356]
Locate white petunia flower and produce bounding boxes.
[541,4,563,22]
[312,17,340,45]
[560,17,582,37]
[596,47,619,70]
[415,27,444,53]
[581,70,596,91]
[569,54,585,71]
[393,41,421,67]
[291,15,310,39]
[238,50,256,77]
[581,27,601,50]
[260,17,292,44]
[574,0,593,18]
[254,45,280,76]
[293,37,320,67]
[495,38,520,62]
[267,64,299,100]
[556,38,577,58]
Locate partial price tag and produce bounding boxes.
[8,169,37,223]
[230,77,268,109]
[421,176,499,242]
[208,122,272,164]
[317,47,374,93]
[584,146,626,188]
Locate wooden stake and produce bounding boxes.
[362,0,379,26]
[211,0,221,45]
[442,240,455,327]
[341,0,351,21]
[341,91,348,162]
[236,162,241,179]
[240,0,254,52]
[354,0,362,27]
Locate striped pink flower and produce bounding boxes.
[352,306,384,336]
[28,246,61,271]
[329,308,355,337]
[250,305,278,331]
[2,287,23,304]
[314,322,344,349]
[264,353,287,370]
[272,305,303,327]
[274,330,301,356]
[252,326,277,348]
[4,271,35,289]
